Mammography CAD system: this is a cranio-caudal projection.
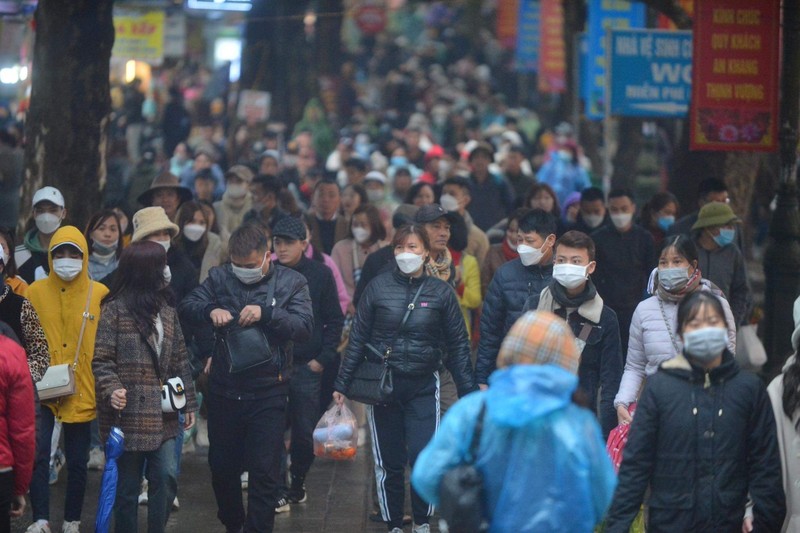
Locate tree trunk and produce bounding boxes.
[22,0,114,232]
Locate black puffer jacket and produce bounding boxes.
[605,351,785,533]
[335,269,476,398]
[179,263,314,400]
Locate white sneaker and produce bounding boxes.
[25,521,51,533]
[172,496,180,511]
[62,521,80,533]
[195,416,209,447]
[240,471,248,490]
[87,447,105,470]
[274,496,290,513]
[138,479,148,505]
[412,524,430,533]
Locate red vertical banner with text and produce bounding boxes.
[497,0,520,50]
[690,0,780,151]
[537,0,565,93]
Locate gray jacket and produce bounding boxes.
[696,241,751,325]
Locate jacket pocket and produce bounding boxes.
[648,477,694,510]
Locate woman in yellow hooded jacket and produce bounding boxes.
[25,225,109,533]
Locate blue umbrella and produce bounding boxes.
[95,424,125,533]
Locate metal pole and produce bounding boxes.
[762,0,800,379]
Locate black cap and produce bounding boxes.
[272,216,307,241]
[415,204,458,225]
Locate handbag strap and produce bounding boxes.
[466,400,488,462]
[657,297,681,355]
[71,282,94,370]
[383,279,427,358]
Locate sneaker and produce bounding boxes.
[274,496,290,513]
[286,474,307,504]
[138,479,148,505]
[389,529,404,533]
[240,471,248,490]
[87,447,105,470]
[49,449,65,485]
[412,524,430,533]
[172,496,179,511]
[62,521,80,533]
[25,521,51,533]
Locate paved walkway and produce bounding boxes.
[12,440,438,533]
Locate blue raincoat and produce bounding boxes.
[412,364,617,532]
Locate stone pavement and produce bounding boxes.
[11,442,440,533]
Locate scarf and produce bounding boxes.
[426,248,453,284]
[502,238,519,261]
[550,278,597,309]
[449,249,465,296]
[656,267,702,303]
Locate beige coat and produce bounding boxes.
[768,357,800,532]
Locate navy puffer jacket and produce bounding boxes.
[335,269,476,398]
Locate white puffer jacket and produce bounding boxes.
[614,281,737,407]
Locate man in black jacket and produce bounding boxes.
[179,224,313,533]
[272,216,344,508]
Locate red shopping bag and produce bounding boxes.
[606,403,636,473]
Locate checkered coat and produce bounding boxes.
[93,298,197,452]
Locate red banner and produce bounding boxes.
[690,0,780,151]
[497,0,519,50]
[537,0,565,93]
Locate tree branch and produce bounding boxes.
[635,0,693,30]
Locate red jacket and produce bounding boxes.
[0,334,35,495]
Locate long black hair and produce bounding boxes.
[783,354,800,430]
[104,241,172,338]
[659,234,699,265]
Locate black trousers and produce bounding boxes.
[207,393,287,533]
[368,372,440,530]
[0,470,11,533]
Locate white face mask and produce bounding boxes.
[53,258,83,282]
[232,252,267,285]
[683,327,727,362]
[35,213,62,235]
[610,213,633,230]
[183,223,206,242]
[352,227,370,244]
[395,252,424,274]
[439,193,460,212]
[582,213,604,229]
[517,243,546,267]
[553,263,589,290]
[366,188,385,203]
[153,239,171,253]
[163,265,172,284]
[226,184,247,199]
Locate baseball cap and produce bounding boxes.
[272,216,307,241]
[364,171,387,184]
[32,186,65,208]
[415,204,458,225]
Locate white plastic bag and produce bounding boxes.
[735,324,767,370]
[313,403,358,460]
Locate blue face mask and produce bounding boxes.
[657,215,675,232]
[712,228,735,247]
[390,156,408,168]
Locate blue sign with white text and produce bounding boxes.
[609,29,692,117]
[515,0,541,73]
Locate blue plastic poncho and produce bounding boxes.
[412,364,617,533]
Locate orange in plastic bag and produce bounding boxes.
[313,403,358,461]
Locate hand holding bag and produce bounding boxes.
[345,280,425,405]
[219,277,277,374]
[37,283,94,401]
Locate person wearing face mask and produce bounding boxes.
[613,235,737,426]
[570,187,610,234]
[592,189,656,356]
[331,205,388,312]
[333,224,476,533]
[692,202,752,326]
[531,231,623,437]
[85,210,124,286]
[173,201,224,284]
[536,139,591,208]
[179,224,313,533]
[364,171,399,235]
[17,187,68,284]
[25,226,109,533]
[605,291,785,533]
[476,209,557,388]
[441,177,490,265]
[213,166,254,241]
[481,208,527,298]
[640,191,680,250]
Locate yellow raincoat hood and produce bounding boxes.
[27,225,109,422]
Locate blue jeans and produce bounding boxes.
[115,438,178,533]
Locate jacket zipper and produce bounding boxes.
[704,371,711,389]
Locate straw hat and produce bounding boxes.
[131,206,179,243]
[136,172,193,207]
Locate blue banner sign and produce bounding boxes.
[515,0,541,73]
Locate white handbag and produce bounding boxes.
[160,377,187,413]
[36,283,93,401]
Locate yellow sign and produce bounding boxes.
[113,11,165,65]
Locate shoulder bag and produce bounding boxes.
[144,315,187,413]
[220,276,277,374]
[346,280,426,405]
[36,283,94,401]
[438,400,489,533]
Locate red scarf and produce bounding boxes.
[502,238,519,261]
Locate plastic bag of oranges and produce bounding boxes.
[313,403,358,460]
